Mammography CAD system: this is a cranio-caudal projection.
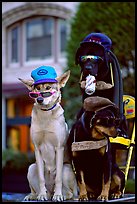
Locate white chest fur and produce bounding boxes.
[30,103,68,170]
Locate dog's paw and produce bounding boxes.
[52,194,64,202]
[79,194,88,201]
[88,193,96,200]
[97,194,109,201]
[110,191,123,199]
[37,192,48,201]
[24,193,37,201]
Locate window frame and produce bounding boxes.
[7,16,68,68]
[23,16,55,66]
[7,23,21,68]
[59,18,67,57]
[58,18,69,62]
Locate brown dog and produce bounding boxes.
[68,96,125,201]
[19,68,78,201]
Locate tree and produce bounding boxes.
[63,2,135,127]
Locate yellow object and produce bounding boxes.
[110,95,135,193]
[109,136,131,147]
[110,95,135,147]
[123,95,135,119]
[110,63,114,87]
[124,123,135,180]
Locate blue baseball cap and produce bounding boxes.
[31,66,58,85]
[81,33,112,51]
[75,33,112,65]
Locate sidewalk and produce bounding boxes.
[2,192,27,202]
[2,192,135,202]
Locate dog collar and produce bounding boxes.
[40,95,60,111]
[41,103,57,111]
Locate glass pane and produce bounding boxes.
[60,19,67,53]
[26,18,53,61]
[11,26,18,63]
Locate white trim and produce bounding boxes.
[24,58,54,67]
[58,18,69,59]
[5,14,69,75]
[2,97,6,150]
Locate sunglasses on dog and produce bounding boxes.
[80,55,103,63]
[91,116,121,127]
[29,91,55,99]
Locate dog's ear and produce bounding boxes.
[96,81,113,90]
[56,70,70,88]
[18,78,34,91]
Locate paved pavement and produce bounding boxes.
[2,192,135,202]
[2,192,27,202]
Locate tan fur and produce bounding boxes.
[92,123,118,200]
[75,117,119,201]
[97,174,111,201]
[80,80,113,90]
[19,70,78,201]
[78,171,88,201]
[110,174,123,198]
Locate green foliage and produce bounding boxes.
[123,75,135,96]
[2,148,35,171]
[63,2,135,127]
[125,179,135,194]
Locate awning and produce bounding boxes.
[2,83,28,96]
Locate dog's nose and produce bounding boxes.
[37,97,44,104]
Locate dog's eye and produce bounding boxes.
[96,119,101,124]
[35,85,40,91]
[46,86,51,90]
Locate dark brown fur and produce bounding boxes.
[68,103,125,201]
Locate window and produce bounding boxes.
[7,24,20,65]
[7,16,68,67]
[6,97,33,152]
[59,19,67,56]
[26,18,53,61]
[11,26,19,63]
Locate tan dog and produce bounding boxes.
[19,69,78,201]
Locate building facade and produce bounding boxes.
[2,2,78,152]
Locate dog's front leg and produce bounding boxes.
[98,149,111,201]
[78,170,88,201]
[52,147,64,201]
[98,172,111,201]
[34,147,48,201]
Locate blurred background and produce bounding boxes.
[2,2,135,196]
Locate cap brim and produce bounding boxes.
[75,42,105,65]
[81,41,105,48]
[83,96,116,112]
[33,79,58,85]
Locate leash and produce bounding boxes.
[71,138,108,151]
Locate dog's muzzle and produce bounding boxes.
[83,61,98,77]
[37,97,44,104]
[80,55,103,77]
